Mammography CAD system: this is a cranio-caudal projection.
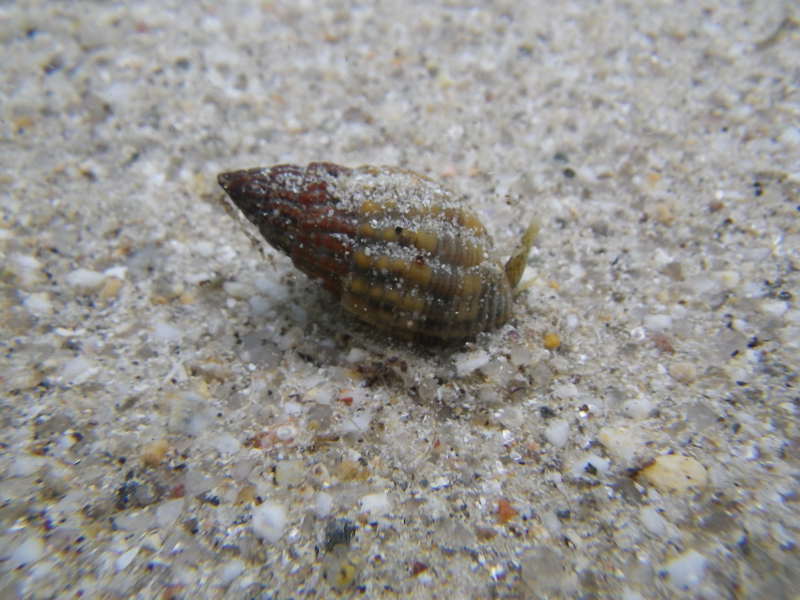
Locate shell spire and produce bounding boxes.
[218,163,357,295]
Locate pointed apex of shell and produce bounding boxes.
[217,170,236,191]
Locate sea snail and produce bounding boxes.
[218,162,537,343]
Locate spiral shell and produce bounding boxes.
[218,162,537,343]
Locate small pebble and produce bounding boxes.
[314,492,334,518]
[60,356,97,385]
[543,331,561,350]
[115,546,139,572]
[323,556,357,589]
[640,454,708,493]
[570,454,610,479]
[9,253,45,287]
[192,240,216,258]
[652,202,675,225]
[639,506,669,536]
[9,536,45,568]
[99,276,124,300]
[669,361,697,385]
[778,126,800,146]
[552,383,578,399]
[544,419,569,447]
[168,392,213,436]
[275,459,305,487]
[508,341,534,366]
[156,498,184,528]
[208,432,241,455]
[454,350,491,377]
[253,272,289,300]
[760,300,788,317]
[660,549,708,589]
[22,292,53,316]
[598,426,641,464]
[152,320,182,343]
[217,559,245,586]
[496,498,518,524]
[248,295,271,316]
[771,521,796,550]
[236,485,256,505]
[520,546,567,596]
[323,518,358,551]
[360,491,391,515]
[223,280,252,299]
[336,459,365,481]
[644,314,672,331]
[65,268,106,290]
[252,501,287,543]
[339,411,372,435]
[715,270,740,289]
[622,396,653,419]
[113,510,156,532]
[10,454,48,477]
[344,347,369,363]
[104,265,128,279]
[141,439,169,467]
[661,261,684,281]
[184,468,217,495]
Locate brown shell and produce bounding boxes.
[218,162,536,343]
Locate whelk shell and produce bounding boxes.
[218,162,537,343]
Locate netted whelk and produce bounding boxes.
[218,162,537,343]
